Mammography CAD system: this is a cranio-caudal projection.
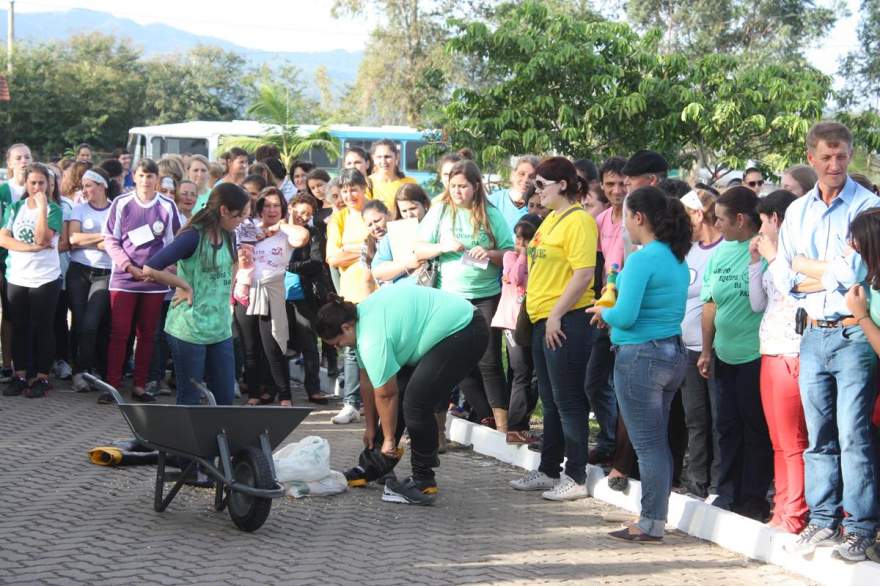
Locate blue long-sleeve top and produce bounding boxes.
[602,240,690,345]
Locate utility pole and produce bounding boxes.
[6,0,13,75]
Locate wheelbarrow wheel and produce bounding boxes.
[227,446,273,532]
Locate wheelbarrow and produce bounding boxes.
[84,374,311,532]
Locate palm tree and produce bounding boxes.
[219,83,339,167]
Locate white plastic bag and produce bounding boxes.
[286,470,348,499]
[273,436,331,483]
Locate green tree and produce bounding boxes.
[0,34,145,156]
[840,0,880,109]
[219,83,340,167]
[626,0,841,62]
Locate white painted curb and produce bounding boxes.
[446,416,880,586]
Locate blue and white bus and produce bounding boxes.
[127,121,440,184]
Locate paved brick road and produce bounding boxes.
[0,376,812,586]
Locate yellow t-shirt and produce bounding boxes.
[326,208,374,303]
[368,176,417,211]
[526,205,598,322]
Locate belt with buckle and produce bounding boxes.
[808,316,859,328]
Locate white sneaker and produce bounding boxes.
[72,373,90,393]
[510,470,558,491]
[331,404,361,424]
[53,360,73,380]
[144,381,159,396]
[542,474,588,501]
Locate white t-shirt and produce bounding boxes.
[681,239,722,351]
[9,181,25,203]
[252,228,294,281]
[70,201,112,269]
[5,201,62,288]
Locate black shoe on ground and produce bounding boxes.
[25,378,51,398]
[131,391,156,403]
[2,376,28,397]
[382,476,438,506]
[0,367,14,383]
[834,532,874,562]
[344,466,369,488]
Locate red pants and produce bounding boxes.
[760,355,808,533]
[107,291,164,389]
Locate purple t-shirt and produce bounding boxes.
[104,192,182,293]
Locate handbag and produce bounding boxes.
[413,204,446,288]
[513,205,587,347]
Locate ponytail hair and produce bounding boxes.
[717,186,760,229]
[315,294,358,340]
[626,187,693,262]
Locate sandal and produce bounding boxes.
[506,430,539,445]
[607,526,663,544]
[279,399,293,407]
[307,393,332,405]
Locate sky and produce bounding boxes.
[10,0,865,79]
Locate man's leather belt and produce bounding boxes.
[809,316,859,328]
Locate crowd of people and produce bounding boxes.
[2,119,880,558]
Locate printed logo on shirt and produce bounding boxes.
[152,220,165,236]
[83,218,95,230]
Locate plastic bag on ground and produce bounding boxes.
[286,470,348,499]
[273,436,331,482]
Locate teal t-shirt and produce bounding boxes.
[869,287,880,326]
[355,283,475,387]
[487,189,528,235]
[192,191,211,215]
[700,239,764,364]
[417,202,514,299]
[0,183,14,270]
[164,233,235,345]
[602,240,689,346]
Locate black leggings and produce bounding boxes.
[8,279,61,376]
[66,262,111,375]
[234,303,290,401]
[363,310,489,482]
[458,294,508,419]
[286,302,321,396]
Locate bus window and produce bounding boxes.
[127,133,145,161]
[344,139,373,154]
[304,147,339,169]
[404,140,437,173]
[150,137,164,159]
[166,138,209,157]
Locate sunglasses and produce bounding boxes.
[534,179,558,192]
[746,180,764,188]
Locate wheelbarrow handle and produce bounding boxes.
[82,373,126,405]
[190,379,218,406]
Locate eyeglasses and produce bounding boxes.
[746,180,764,188]
[534,179,558,192]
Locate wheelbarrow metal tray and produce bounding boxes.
[118,404,311,458]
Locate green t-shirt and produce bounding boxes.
[0,183,14,270]
[700,239,764,365]
[417,203,514,299]
[164,232,235,345]
[192,191,211,215]
[869,287,880,326]
[355,283,475,387]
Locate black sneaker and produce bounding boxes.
[0,367,14,383]
[344,466,369,488]
[834,532,874,562]
[25,378,51,398]
[784,524,844,556]
[2,376,27,397]
[97,391,116,404]
[382,476,438,506]
[131,391,156,403]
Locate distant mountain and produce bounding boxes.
[0,8,362,91]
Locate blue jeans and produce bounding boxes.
[614,336,687,537]
[799,325,879,538]
[532,310,591,484]
[167,334,236,406]
[584,327,618,456]
[343,345,361,408]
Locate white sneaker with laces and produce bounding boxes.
[331,404,361,424]
[541,473,588,501]
[72,373,90,393]
[510,470,558,491]
[53,360,73,380]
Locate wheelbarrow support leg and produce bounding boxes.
[154,452,196,513]
[260,432,277,480]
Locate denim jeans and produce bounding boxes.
[613,336,687,537]
[799,325,879,538]
[343,345,361,408]
[584,327,618,456]
[166,334,236,406]
[532,310,591,484]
